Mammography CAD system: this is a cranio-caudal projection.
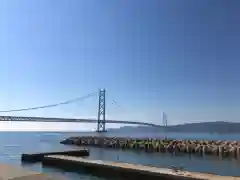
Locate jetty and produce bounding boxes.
[21,149,89,162]
[20,149,240,180]
[25,154,240,180]
[61,136,240,158]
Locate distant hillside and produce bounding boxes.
[107,121,240,134]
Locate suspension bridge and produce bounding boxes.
[0,89,162,132]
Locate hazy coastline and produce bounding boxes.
[108,121,240,134]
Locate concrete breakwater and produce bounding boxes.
[21,149,89,162]
[61,136,240,158]
[42,155,240,180]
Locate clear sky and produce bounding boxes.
[0,0,240,131]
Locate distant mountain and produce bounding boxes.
[107,121,240,134]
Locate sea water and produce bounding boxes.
[0,131,240,180]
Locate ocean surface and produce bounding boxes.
[1,131,240,180]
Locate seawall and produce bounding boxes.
[19,148,240,179]
[42,155,239,180]
[21,149,89,162]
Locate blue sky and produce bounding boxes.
[0,0,240,131]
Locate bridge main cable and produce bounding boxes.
[0,92,97,113]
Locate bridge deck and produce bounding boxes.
[0,116,159,126]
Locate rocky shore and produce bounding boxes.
[61,136,240,158]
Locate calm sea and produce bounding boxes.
[1,131,240,180]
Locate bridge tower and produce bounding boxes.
[162,111,167,127]
[97,89,106,132]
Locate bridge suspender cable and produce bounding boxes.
[0,92,97,113]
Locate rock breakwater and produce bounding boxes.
[61,136,240,158]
